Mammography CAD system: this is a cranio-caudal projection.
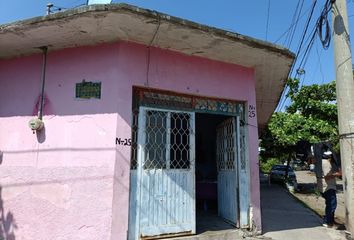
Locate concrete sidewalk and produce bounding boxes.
[261,182,348,240]
[166,177,350,240]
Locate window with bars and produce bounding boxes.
[144,110,168,169]
[169,113,190,169]
[216,118,236,171]
[130,109,192,170]
[130,88,245,171]
[130,110,139,170]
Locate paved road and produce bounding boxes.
[260,180,348,240]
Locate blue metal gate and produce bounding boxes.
[216,117,239,225]
[134,107,196,239]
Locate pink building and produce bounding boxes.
[0,4,294,240]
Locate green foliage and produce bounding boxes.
[268,112,337,146]
[260,157,282,173]
[260,78,338,161]
[286,79,337,125]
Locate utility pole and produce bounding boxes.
[332,0,354,236]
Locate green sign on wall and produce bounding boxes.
[75,80,101,99]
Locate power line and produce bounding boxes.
[266,0,271,40]
[308,43,325,85]
[278,28,317,110]
[299,0,333,86]
[276,0,318,111]
[283,0,302,46]
[316,45,326,84]
[317,0,332,49]
[293,0,318,71]
[277,0,334,111]
[299,33,317,86]
[274,6,311,44]
[286,0,305,49]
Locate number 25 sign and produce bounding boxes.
[248,105,256,118]
[116,137,132,146]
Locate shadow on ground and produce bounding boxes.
[0,186,17,240]
[261,182,322,234]
[196,210,234,234]
[297,183,343,194]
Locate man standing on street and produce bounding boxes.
[317,151,342,228]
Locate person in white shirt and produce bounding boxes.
[316,151,341,227]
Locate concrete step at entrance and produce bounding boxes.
[158,211,265,240]
[162,229,245,240]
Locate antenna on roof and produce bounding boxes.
[46,3,53,15]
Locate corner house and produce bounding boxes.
[0,4,294,240]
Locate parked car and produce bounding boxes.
[269,164,297,184]
[292,159,309,171]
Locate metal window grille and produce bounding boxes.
[134,87,241,115]
[239,106,246,170]
[130,110,139,170]
[240,129,246,170]
[216,118,236,170]
[170,113,191,169]
[136,110,192,170]
[144,110,168,169]
[75,81,101,99]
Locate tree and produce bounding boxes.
[286,79,337,127]
[260,78,338,170]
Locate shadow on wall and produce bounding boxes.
[0,186,17,240]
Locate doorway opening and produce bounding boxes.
[129,87,247,239]
[195,113,237,234]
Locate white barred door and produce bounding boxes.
[135,107,196,239]
[216,116,240,225]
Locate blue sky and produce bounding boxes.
[1,0,353,109]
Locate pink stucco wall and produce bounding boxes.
[0,41,260,240]
[114,42,261,232]
[0,44,120,240]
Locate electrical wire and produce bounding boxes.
[265,0,271,40]
[298,0,333,86]
[277,0,334,110]
[312,44,325,84]
[299,42,316,87]
[339,132,354,139]
[288,1,305,48]
[316,45,325,84]
[317,0,332,49]
[278,28,316,109]
[283,0,302,46]
[274,6,311,44]
[146,16,161,87]
[286,0,305,49]
[276,0,318,112]
[292,0,318,73]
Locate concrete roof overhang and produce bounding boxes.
[0,3,295,132]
